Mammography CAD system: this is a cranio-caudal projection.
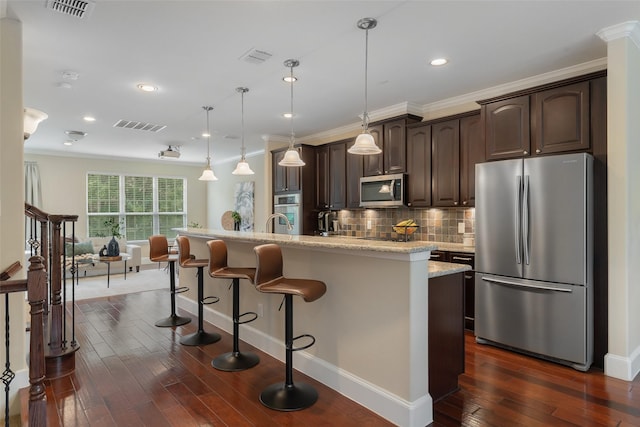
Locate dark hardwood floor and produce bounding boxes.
[44,289,640,426]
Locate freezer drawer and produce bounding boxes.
[475,273,592,370]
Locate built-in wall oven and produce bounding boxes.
[273,193,301,235]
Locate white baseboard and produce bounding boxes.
[178,296,433,427]
[604,344,640,381]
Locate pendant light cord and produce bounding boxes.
[204,106,212,165]
[289,64,295,147]
[241,90,246,160]
[363,27,369,132]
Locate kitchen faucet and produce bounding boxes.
[265,213,293,233]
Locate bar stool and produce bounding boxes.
[253,243,326,411]
[149,235,191,327]
[176,236,220,346]
[207,240,259,371]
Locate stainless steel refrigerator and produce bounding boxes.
[474,152,593,371]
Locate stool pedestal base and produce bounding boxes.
[179,331,220,346]
[155,314,191,328]
[212,351,259,372]
[259,382,318,411]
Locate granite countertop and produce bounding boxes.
[428,260,472,278]
[176,228,438,255]
[428,241,476,254]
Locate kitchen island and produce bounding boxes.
[174,229,468,426]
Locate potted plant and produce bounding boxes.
[231,211,241,231]
[98,217,123,257]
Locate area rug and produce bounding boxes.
[66,265,172,301]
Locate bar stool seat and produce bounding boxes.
[253,243,326,411]
[149,235,191,327]
[207,240,259,372]
[176,236,220,346]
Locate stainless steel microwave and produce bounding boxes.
[360,173,406,208]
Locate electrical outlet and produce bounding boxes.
[257,303,264,317]
[458,222,465,233]
[367,220,372,230]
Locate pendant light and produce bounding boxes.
[232,87,255,175]
[348,17,382,155]
[198,106,218,181]
[278,59,306,167]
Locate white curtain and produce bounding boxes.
[25,161,42,207]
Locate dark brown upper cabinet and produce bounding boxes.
[459,114,484,206]
[315,141,347,210]
[483,95,531,161]
[531,81,590,155]
[406,124,432,207]
[363,115,421,176]
[431,119,461,207]
[346,144,364,209]
[273,148,301,194]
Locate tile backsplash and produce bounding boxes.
[335,208,475,243]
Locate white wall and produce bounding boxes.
[23,153,208,255]
[205,153,268,232]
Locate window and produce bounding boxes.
[87,173,186,240]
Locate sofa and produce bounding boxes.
[64,237,141,278]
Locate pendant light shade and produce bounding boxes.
[24,107,48,140]
[348,17,382,155]
[232,87,255,175]
[278,59,305,167]
[199,106,218,181]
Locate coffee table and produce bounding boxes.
[98,253,131,288]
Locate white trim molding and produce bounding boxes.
[597,20,640,50]
[604,345,640,381]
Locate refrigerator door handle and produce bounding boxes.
[515,176,522,265]
[480,276,573,293]
[523,175,530,265]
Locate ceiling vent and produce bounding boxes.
[46,0,95,19]
[158,146,180,159]
[239,48,273,64]
[113,120,166,133]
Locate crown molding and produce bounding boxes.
[597,20,640,50]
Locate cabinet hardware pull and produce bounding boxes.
[536,149,541,153]
[523,150,528,155]
[454,201,458,205]
[452,256,472,262]
[463,201,467,205]
[431,254,440,258]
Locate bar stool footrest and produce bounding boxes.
[291,334,315,352]
[202,296,220,305]
[212,351,260,372]
[238,311,258,325]
[259,382,318,411]
[174,286,189,295]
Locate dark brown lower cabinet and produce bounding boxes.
[429,271,464,402]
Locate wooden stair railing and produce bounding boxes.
[24,203,79,379]
[0,257,47,427]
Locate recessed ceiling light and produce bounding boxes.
[283,76,297,83]
[137,83,157,92]
[202,132,210,138]
[430,58,448,66]
[83,115,96,122]
[283,112,293,118]
[63,140,73,146]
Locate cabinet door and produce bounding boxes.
[347,149,364,209]
[532,81,590,155]
[459,114,484,207]
[314,146,329,209]
[286,163,301,192]
[484,95,530,160]
[449,252,475,331]
[432,119,460,207]
[272,150,287,193]
[384,119,407,174]
[329,141,347,210]
[406,125,431,207]
[363,124,384,176]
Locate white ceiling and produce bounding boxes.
[9,0,640,166]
